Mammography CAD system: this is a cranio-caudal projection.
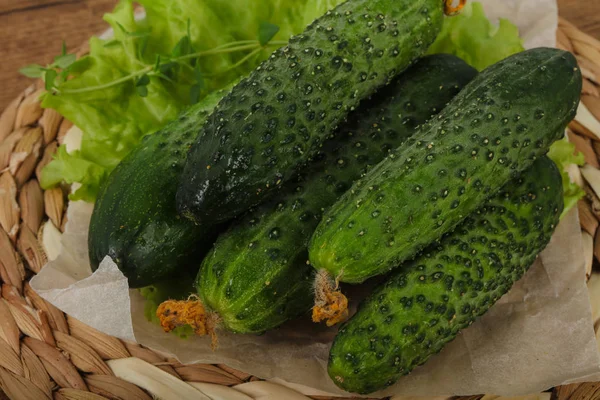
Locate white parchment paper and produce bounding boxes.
[30,0,600,396]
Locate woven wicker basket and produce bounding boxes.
[0,14,599,400]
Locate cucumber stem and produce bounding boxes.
[444,0,467,15]
[312,270,349,327]
[157,296,220,349]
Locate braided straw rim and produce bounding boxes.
[0,16,599,400]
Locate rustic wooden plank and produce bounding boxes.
[558,0,600,40]
[0,0,116,111]
[0,1,86,15]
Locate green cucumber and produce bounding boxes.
[199,55,478,334]
[177,0,444,224]
[88,90,228,288]
[309,48,581,284]
[328,156,563,394]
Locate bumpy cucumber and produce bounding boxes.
[328,156,563,394]
[309,48,581,284]
[177,0,444,224]
[89,90,227,288]
[199,55,478,334]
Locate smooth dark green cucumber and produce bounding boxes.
[198,55,478,334]
[328,156,563,394]
[88,90,227,288]
[309,48,581,284]
[177,0,444,224]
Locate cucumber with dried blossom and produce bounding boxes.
[328,156,563,394]
[176,0,449,225]
[89,89,229,288]
[156,54,478,335]
[308,48,582,285]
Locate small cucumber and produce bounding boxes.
[309,48,581,284]
[88,90,227,288]
[199,55,478,334]
[328,156,563,394]
[177,0,445,224]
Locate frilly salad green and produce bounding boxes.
[548,138,586,218]
[427,2,524,71]
[31,0,344,201]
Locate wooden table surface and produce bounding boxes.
[0,0,598,111]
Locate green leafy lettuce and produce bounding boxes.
[547,138,586,218]
[40,146,108,202]
[40,0,344,201]
[428,2,525,71]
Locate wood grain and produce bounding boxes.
[0,0,599,111]
[0,0,117,110]
[558,0,600,40]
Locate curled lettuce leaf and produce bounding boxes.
[41,0,344,200]
[40,146,108,202]
[428,2,525,71]
[547,138,586,218]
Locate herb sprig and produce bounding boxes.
[20,21,284,103]
[20,41,77,91]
